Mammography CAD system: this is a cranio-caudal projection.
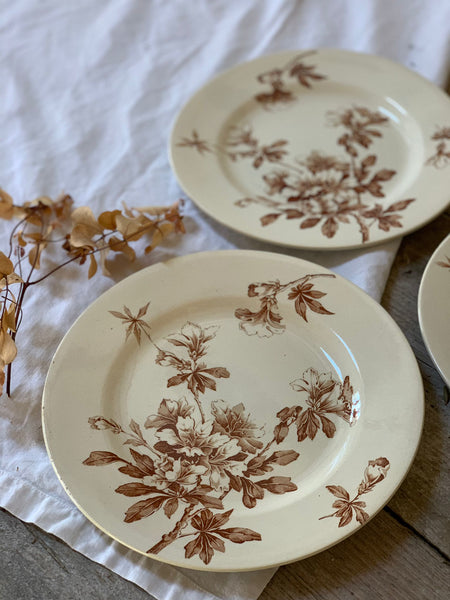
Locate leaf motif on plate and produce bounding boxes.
[235,273,335,336]
[426,126,450,169]
[319,457,390,527]
[177,101,417,244]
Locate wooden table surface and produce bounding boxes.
[1,211,449,600]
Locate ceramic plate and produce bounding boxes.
[42,250,423,571]
[418,234,450,387]
[170,49,450,250]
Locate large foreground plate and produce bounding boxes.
[170,49,450,250]
[418,234,450,387]
[42,251,423,571]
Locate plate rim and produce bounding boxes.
[169,48,450,251]
[42,249,425,571]
[418,233,450,387]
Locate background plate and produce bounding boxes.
[170,49,450,250]
[418,234,450,387]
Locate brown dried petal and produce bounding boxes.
[0,189,15,220]
[71,206,102,231]
[0,252,14,276]
[0,329,17,365]
[97,209,121,230]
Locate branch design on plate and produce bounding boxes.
[426,126,450,169]
[177,106,415,243]
[82,311,358,565]
[436,255,450,270]
[319,457,390,527]
[254,51,327,109]
[235,273,335,337]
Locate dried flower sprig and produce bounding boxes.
[0,189,185,396]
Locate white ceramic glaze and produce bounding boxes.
[418,234,450,387]
[42,250,424,571]
[170,49,450,250]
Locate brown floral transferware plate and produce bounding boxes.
[42,251,424,571]
[170,49,450,250]
[418,234,450,387]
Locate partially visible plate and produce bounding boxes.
[418,234,450,387]
[170,49,450,250]
[42,250,423,571]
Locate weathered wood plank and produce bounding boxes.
[260,508,450,600]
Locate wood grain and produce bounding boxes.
[381,211,450,555]
[260,509,450,600]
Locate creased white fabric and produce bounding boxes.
[0,1,449,599]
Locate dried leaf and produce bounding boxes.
[71,206,102,231]
[5,304,16,332]
[88,254,98,279]
[0,189,15,220]
[97,210,121,230]
[108,236,136,261]
[69,224,97,249]
[115,213,151,242]
[0,252,14,276]
[145,222,175,254]
[0,329,17,364]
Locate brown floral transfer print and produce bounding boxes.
[177,130,211,155]
[83,310,358,565]
[254,52,326,109]
[436,255,450,269]
[178,106,415,243]
[319,457,390,527]
[109,302,151,344]
[235,273,335,337]
[426,126,450,168]
[289,368,359,439]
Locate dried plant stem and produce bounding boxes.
[0,193,184,397]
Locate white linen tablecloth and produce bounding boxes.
[0,1,449,599]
